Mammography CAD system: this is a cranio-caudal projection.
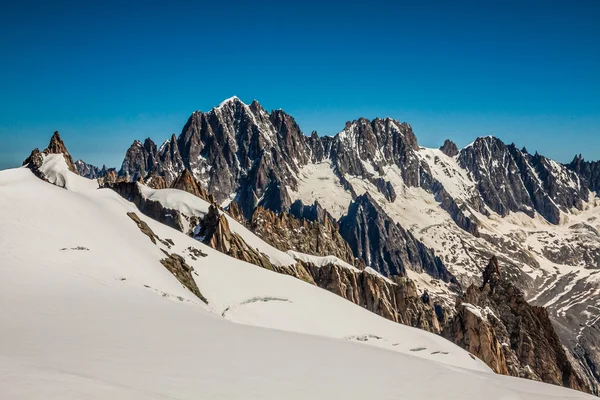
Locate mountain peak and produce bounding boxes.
[440,139,459,157]
[45,131,77,173]
[217,95,245,108]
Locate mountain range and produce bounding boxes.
[5,96,600,398]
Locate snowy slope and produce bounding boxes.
[0,161,595,398]
[138,184,298,267]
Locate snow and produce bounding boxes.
[138,184,298,267]
[217,95,243,108]
[286,250,359,271]
[291,161,354,219]
[1,160,595,399]
[38,153,99,192]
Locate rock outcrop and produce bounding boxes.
[439,139,459,157]
[160,252,208,304]
[45,131,77,173]
[23,131,78,176]
[125,212,207,303]
[443,257,591,393]
[194,204,315,283]
[171,169,208,200]
[303,262,442,333]
[250,206,357,266]
[568,154,600,193]
[107,182,184,232]
[459,137,586,224]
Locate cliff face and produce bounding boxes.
[443,257,591,393]
[338,193,457,282]
[249,206,358,267]
[171,169,208,200]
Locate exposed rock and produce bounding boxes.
[459,137,586,224]
[440,139,459,157]
[126,212,158,244]
[195,204,315,284]
[249,206,357,266]
[568,154,600,193]
[45,131,77,173]
[444,257,591,393]
[22,148,45,179]
[227,201,246,224]
[171,169,208,200]
[98,169,118,186]
[160,253,208,303]
[302,262,441,333]
[145,173,167,189]
[74,160,102,178]
[23,132,78,176]
[109,183,184,232]
[338,193,457,283]
[432,181,480,237]
[289,199,335,226]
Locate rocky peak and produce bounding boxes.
[23,131,78,176]
[45,131,78,173]
[567,154,600,193]
[171,169,208,200]
[289,199,336,226]
[439,139,459,157]
[459,136,586,224]
[444,256,592,393]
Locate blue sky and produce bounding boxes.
[0,0,598,170]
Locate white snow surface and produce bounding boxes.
[286,250,359,271]
[0,160,595,398]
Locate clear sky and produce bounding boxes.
[1,0,598,170]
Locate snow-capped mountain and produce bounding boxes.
[101,97,600,393]
[7,138,598,399]
[10,98,600,397]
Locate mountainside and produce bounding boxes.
[9,148,596,399]
[10,98,600,396]
[108,97,600,394]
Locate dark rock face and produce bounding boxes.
[125,212,208,303]
[119,139,158,182]
[568,155,600,193]
[432,181,480,237]
[288,200,336,226]
[439,139,459,157]
[195,204,315,283]
[75,160,118,182]
[22,148,45,179]
[444,257,591,393]
[144,173,168,189]
[338,193,457,283]
[459,137,586,224]
[74,160,102,178]
[115,99,480,238]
